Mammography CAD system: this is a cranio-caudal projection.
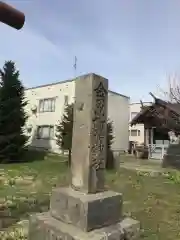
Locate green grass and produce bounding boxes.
[0,153,69,223]
[107,170,180,240]
[120,154,162,167]
[1,153,180,239]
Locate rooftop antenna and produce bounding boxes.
[73,56,77,79]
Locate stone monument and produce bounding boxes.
[28,73,140,240]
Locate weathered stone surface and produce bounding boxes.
[50,187,122,232]
[29,212,140,240]
[121,218,140,240]
[163,143,180,169]
[71,73,108,193]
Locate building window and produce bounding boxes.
[64,95,69,105]
[39,98,56,112]
[37,125,54,139]
[130,129,140,136]
[131,112,138,120]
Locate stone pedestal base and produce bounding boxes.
[29,212,140,240]
[29,187,140,239]
[50,187,122,232]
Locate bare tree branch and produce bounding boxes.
[156,74,180,103]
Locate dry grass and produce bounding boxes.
[107,169,180,240]
[0,154,180,239]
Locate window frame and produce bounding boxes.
[130,129,138,136]
[36,125,54,140]
[130,129,140,137]
[39,98,56,113]
[64,95,69,106]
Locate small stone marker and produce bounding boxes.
[28,73,140,240]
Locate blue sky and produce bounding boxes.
[1,0,180,102]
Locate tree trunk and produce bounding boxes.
[68,149,71,166]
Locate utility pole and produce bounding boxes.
[0,1,25,30]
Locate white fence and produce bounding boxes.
[148,144,169,160]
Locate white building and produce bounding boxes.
[25,73,130,153]
[129,102,151,144]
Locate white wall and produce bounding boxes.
[25,77,130,153]
[25,79,75,153]
[108,91,130,152]
[129,102,151,144]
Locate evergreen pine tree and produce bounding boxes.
[0,61,28,162]
[56,103,114,168]
[107,119,114,149]
[106,119,115,169]
[56,104,73,164]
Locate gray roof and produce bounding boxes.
[25,73,130,99]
